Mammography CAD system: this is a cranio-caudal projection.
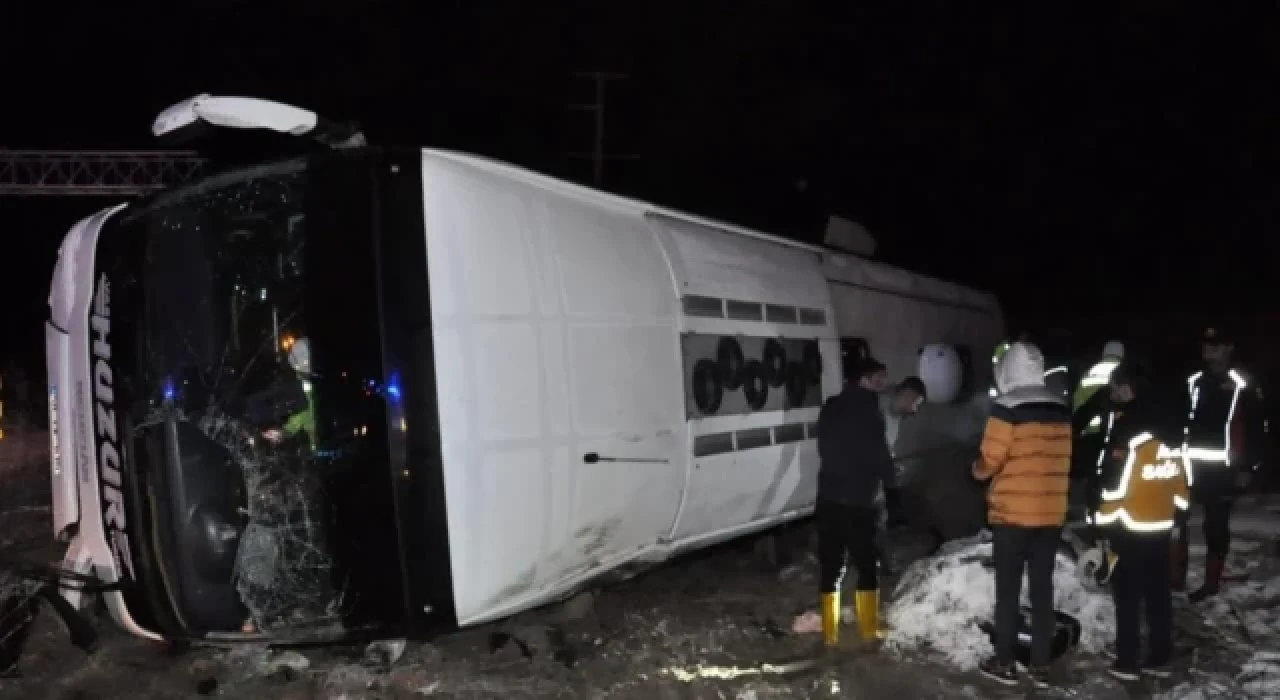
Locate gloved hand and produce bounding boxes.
[1077,546,1116,588]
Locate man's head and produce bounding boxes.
[892,377,927,415]
[855,358,889,391]
[1101,340,1125,361]
[1200,327,1234,374]
[1108,359,1147,406]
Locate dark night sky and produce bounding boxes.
[4,2,1279,366]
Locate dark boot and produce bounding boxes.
[1189,555,1225,603]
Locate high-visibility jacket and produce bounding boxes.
[1073,355,1123,434]
[1093,431,1190,532]
[1182,368,1250,469]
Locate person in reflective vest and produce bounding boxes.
[1073,341,1125,435]
[1174,327,1262,601]
[1089,360,1188,680]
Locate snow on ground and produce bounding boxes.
[884,532,1115,670]
[1153,496,1280,700]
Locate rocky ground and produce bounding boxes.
[2,430,1278,699]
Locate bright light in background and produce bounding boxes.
[163,380,175,402]
[281,334,295,351]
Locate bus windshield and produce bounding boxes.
[105,155,396,637]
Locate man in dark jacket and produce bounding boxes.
[1090,358,1187,681]
[1176,326,1264,601]
[816,358,898,647]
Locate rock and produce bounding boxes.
[387,667,437,694]
[263,650,311,678]
[278,678,321,700]
[508,625,551,657]
[791,611,821,634]
[753,534,780,570]
[412,642,443,666]
[554,591,596,623]
[364,638,407,667]
[322,664,379,697]
[488,632,532,662]
[187,657,220,678]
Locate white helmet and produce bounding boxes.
[287,337,312,375]
[1102,341,1125,360]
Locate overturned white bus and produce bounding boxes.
[44,95,1004,643]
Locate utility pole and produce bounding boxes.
[567,71,639,187]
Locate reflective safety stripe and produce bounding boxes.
[1095,412,1117,471]
[1088,415,1102,428]
[1045,366,1068,376]
[1174,494,1189,510]
[1183,369,1247,467]
[1093,508,1175,532]
[1079,360,1119,388]
[1183,447,1228,462]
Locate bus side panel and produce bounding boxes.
[420,152,685,626]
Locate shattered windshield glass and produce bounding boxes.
[114,158,392,636]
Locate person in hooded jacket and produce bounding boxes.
[973,342,1072,688]
[815,358,899,648]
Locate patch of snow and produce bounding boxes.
[1239,650,1280,695]
[1200,573,1280,643]
[884,536,1115,670]
[1156,651,1280,699]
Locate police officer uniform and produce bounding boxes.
[1175,327,1262,601]
[1092,394,1189,680]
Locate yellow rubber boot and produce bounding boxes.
[854,589,888,641]
[820,592,841,647]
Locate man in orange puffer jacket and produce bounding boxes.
[973,341,1072,689]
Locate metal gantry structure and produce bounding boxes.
[0,150,208,196]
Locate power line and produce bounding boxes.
[566,71,639,187]
[0,150,207,196]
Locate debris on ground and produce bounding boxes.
[365,638,407,667]
[790,610,821,634]
[261,649,312,678]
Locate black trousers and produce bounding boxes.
[992,525,1059,666]
[1108,528,1173,668]
[1177,465,1234,558]
[817,500,879,593]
